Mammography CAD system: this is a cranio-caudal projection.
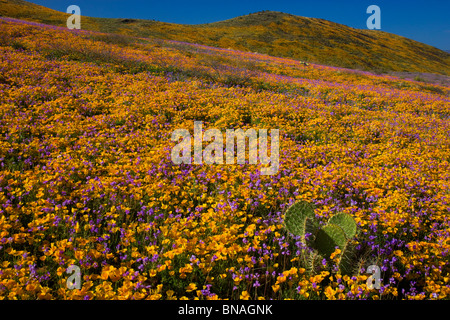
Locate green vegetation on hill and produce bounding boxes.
[1,1,449,75]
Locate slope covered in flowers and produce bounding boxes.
[0,17,450,300]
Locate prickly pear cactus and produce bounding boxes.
[304,217,319,244]
[283,200,360,276]
[306,251,325,274]
[328,213,357,240]
[313,224,347,258]
[337,242,356,275]
[284,200,316,237]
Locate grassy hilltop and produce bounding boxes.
[1,0,449,75]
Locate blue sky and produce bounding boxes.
[27,0,450,50]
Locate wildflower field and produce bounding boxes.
[0,17,450,300]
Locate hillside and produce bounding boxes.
[1,0,449,75]
[1,15,450,300]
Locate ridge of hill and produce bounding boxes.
[0,0,449,75]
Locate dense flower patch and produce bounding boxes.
[0,18,449,300]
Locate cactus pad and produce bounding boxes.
[314,223,347,258]
[328,213,357,240]
[304,217,319,244]
[284,200,315,237]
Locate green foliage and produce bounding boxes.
[327,212,357,239]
